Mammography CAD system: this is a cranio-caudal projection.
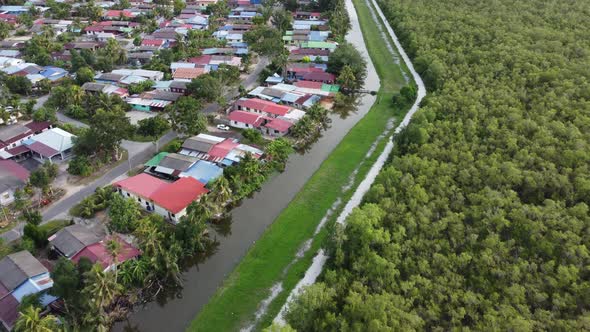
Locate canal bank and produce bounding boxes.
[186,0,409,331]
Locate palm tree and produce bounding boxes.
[273,51,289,79]
[83,264,122,315]
[69,85,85,106]
[106,238,122,281]
[14,306,59,332]
[156,242,181,284]
[134,219,161,258]
[208,176,232,215]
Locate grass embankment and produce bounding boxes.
[189,0,408,330]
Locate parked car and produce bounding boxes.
[216,124,230,131]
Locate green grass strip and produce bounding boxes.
[188,0,408,330]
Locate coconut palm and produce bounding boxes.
[14,306,59,332]
[83,264,122,313]
[208,176,232,215]
[106,238,122,281]
[69,85,85,106]
[134,218,162,258]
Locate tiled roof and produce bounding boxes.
[113,173,168,199]
[0,160,29,181]
[150,177,208,214]
[70,235,140,269]
[48,224,103,258]
[0,251,47,291]
[235,98,291,116]
[26,141,59,158]
[209,138,239,159]
[265,118,293,132]
[172,67,206,80]
[228,110,265,127]
[25,121,51,133]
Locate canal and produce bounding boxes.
[115,7,379,331]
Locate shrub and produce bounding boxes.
[67,155,93,176]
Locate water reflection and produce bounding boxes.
[331,94,362,118]
[208,215,233,238]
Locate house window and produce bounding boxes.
[126,193,130,197]
[137,197,142,202]
[274,130,279,134]
[171,213,175,218]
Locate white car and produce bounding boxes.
[216,124,230,131]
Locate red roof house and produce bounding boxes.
[113,173,168,200]
[114,174,208,223]
[141,39,165,47]
[0,160,29,182]
[208,139,239,159]
[301,71,336,84]
[235,98,291,117]
[104,10,134,19]
[294,80,324,89]
[150,177,208,217]
[188,55,212,66]
[264,119,293,137]
[71,235,140,271]
[228,110,266,129]
[173,67,206,81]
[0,292,19,330]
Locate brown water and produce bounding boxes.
[114,9,379,332]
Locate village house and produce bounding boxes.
[114,173,209,223]
[234,98,292,118]
[70,235,141,272]
[111,68,164,81]
[263,118,294,137]
[0,121,52,160]
[49,224,104,258]
[172,67,206,81]
[293,19,328,30]
[292,11,321,20]
[23,127,76,163]
[179,133,263,166]
[103,9,136,20]
[153,80,189,95]
[228,110,266,130]
[146,152,198,178]
[126,90,182,112]
[180,160,223,184]
[0,251,56,331]
[128,52,154,65]
[0,160,29,206]
[82,82,129,97]
[299,40,337,52]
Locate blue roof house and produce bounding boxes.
[181,160,223,184]
[0,6,29,15]
[40,66,68,81]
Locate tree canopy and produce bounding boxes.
[288,0,590,330]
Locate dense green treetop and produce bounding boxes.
[287,0,590,330]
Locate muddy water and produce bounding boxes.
[115,14,380,332]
